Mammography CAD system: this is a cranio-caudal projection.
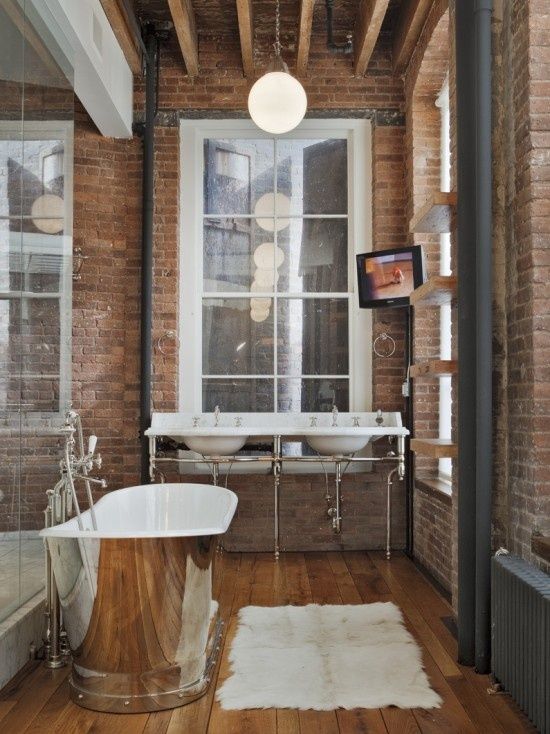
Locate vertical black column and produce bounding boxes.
[140,32,157,483]
[456,0,477,666]
[474,0,493,674]
[456,0,493,670]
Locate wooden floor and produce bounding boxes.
[0,551,536,734]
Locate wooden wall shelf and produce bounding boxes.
[411,438,458,459]
[410,192,457,233]
[410,275,457,307]
[410,360,457,378]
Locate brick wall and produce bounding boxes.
[493,0,550,573]
[68,23,411,551]
[402,1,455,593]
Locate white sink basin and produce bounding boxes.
[182,435,249,456]
[306,434,371,455]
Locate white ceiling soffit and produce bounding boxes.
[29,0,134,138]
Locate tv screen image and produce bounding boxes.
[356,245,426,309]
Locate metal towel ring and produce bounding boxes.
[373,332,396,358]
[157,330,177,355]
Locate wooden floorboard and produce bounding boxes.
[0,551,535,733]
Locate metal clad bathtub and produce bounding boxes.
[41,483,238,713]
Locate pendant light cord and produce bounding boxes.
[274,0,281,58]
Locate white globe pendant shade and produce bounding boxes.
[250,307,270,323]
[253,268,278,287]
[31,194,64,234]
[253,242,285,269]
[248,71,307,135]
[254,192,290,232]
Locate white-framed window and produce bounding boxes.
[179,119,373,414]
[436,78,452,482]
[0,120,73,421]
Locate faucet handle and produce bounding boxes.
[310,415,318,427]
[88,434,97,456]
[376,409,384,426]
[352,416,360,427]
[235,416,243,427]
[192,416,200,427]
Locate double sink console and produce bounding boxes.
[146,411,409,558]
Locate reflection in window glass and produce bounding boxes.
[277,378,349,412]
[277,139,347,215]
[277,298,349,377]
[277,218,347,293]
[204,139,274,215]
[202,298,274,375]
[203,218,276,293]
[201,133,351,413]
[203,378,274,412]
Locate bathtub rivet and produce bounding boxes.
[178,693,184,698]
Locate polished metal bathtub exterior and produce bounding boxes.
[46,533,222,713]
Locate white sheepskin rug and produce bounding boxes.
[216,603,442,711]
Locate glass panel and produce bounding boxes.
[204,139,274,215]
[203,218,277,294]
[277,378,349,412]
[203,298,274,375]
[277,218,348,293]
[203,379,274,412]
[277,298,349,376]
[277,139,347,215]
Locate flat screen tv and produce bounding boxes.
[356,245,426,309]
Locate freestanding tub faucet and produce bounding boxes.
[332,404,338,427]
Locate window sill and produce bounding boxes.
[415,473,452,504]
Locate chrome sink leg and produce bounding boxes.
[333,460,342,533]
[212,462,219,486]
[273,435,281,560]
[386,467,399,560]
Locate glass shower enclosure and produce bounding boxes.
[0,1,74,624]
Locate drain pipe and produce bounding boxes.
[325,0,353,54]
[474,0,493,675]
[456,0,493,671]
[140,30,158,483]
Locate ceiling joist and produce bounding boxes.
[167,0,200,79]
[392,0,434,75]
[354,0,391,76]
[99,0,142,75]
[296,0,315,78]
[236,0,254,79]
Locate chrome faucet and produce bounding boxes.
[310,415,318,427]
[214,405,221,427]
[332,405,338,427]
[376,409,384,426]
[352,416,360,427]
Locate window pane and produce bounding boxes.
[203,218,277,294]
[203,298,274,375]
[277,378,349,412]
[277,139,347,215]
[277,298,349,376]
[277,218,347,293]
[203,378,274,412]
[204,139,274,215]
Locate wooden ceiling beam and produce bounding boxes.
[392,0,434,75]
[236,0,254,78]
[296,0,315,77]
[167,0,200,79]
[99,0,142,75]
[354,0,391,76]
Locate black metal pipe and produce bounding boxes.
[456,0,493,670]
[140,31,158,483]
[405,305,414,558]
[456,0,477,666]
[325,0,353,54]
[474,0,493,674]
